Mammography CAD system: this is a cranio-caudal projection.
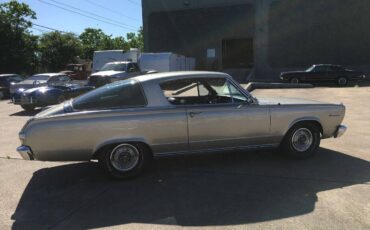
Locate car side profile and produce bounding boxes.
[17,71,347,179]
[12,82,94,111]
[9,73,72,95]
[280,64,366,86]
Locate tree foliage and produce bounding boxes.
[38,32,81,72]
[0,0,38,74]
[79,27,144,60]
[0,1,144,74]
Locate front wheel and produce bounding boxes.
[98,143,150,179]
[281,123,321,159]
[337,77,348,87]
[290,77,300,84]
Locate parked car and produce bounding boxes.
[9,73,71,95]
[60,64,91,80]
[12,82,94,111]
[17,71,346,179]
[280,64,366,86]
[0,74,24,98]
[88,61,156,87]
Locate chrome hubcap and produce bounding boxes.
[291,128,313,152]
[110,144,140,172]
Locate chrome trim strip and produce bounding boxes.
[16,146,34,160]
[154,144,279,158]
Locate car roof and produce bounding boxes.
[132,71,231,83]
[32,73,64,77]
[106,61,132,65]
[0,74,18,77]
[314,64,342,67]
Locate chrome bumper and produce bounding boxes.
[334,125,347,138]
[16,146,34,160]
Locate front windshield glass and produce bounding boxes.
[306,66,315,72]
[100,63,127,72]
[27,75,50,81]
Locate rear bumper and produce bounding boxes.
[17,145,34,160]
[334,125,347,138]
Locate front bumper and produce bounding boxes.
[12,95,38,105]
[334,125,347,138]
[17,145,34,160]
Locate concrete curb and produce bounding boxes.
[245,82,314,92]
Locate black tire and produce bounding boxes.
[281,123,321,159]
[98,143,150,179]
[337,77,348,87]
[290,77,300,84]
[21,105,35,112]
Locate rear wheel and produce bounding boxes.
[281,123,321,159]
[21,105,35,112]
[290,77,300,84]
[98,143,150,179]
[337,77,348,87]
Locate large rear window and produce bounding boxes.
[73,80,146,111]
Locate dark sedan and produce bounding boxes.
[280,64,366,86]
[0,74,24,98]
[12,83,94,111]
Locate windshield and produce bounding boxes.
[100,63,127,72]
[27,75,50,81]
[306,66,315,72]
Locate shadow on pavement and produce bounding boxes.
[11,148,370,229]
[10,109,41,117]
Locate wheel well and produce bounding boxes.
[91,141,153,160]
[290,120,323,135]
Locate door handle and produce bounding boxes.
[189,111,202,118]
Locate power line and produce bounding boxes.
[47,0,138,30]
[38,0,138,31]
[84,0,140,22]
[32,23,69,34]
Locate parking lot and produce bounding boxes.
[0,86,369,229]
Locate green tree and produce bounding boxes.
[38,31,81,72]
[126,27,144,51]
[0,1,38,74]
[79,27,144,60]
[79,28,112,60]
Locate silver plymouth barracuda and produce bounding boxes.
[17,71,347,178]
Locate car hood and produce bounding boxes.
[91,70,125,77]
[258,97,332,105]
[21,86,50,94]
[35,102,66,118]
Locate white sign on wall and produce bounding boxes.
[207,48,216,58]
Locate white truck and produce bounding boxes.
[88,61,156,87]
[92,49,140,73]
[90,50,196,87]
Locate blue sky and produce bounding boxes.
[1,0,142,37]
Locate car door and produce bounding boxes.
[309,66,328,83]
[184,78,271,151]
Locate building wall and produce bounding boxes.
[142,0,370,80]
